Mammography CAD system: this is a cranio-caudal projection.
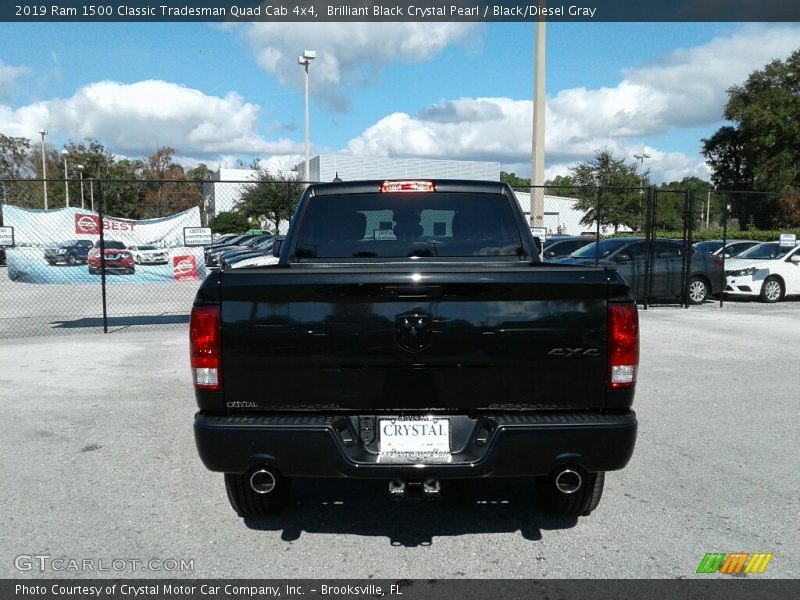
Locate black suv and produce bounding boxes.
[44,240,94,266]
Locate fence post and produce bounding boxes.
[97,181,108,333]
[720,192,729,308]
[682,190,693,308]
[642,186,656,310]
[594,187,602,266]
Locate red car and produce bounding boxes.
[87,240,135,275]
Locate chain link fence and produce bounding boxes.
[0,177,303,338]
[2,178,799,338]
[512,185,800,309]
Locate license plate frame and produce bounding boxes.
[378,417,451,463]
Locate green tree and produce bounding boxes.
[544,174,576,195]
[101,158,147,218]
[209,211,249,234]
[237,170,304,233]
[0,134,35,208]
[656,177,715,230]
[500,171,531,188]
[567,150,648,233]
[62,139,116,179]
[0,134,33,178]
[702,50,800,228]
[141,146,182,216]
[187,163,213,182]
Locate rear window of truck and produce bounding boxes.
[295,192,524,259]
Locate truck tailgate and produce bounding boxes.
[218,265,618,412]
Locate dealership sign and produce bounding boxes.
[183,227,213,246]
[0,226,13,246]
[1,204,206,284]
[74,213,136,235]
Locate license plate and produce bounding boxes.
[378,417,450,462]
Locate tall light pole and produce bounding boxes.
[37,128,48,209]
[530,8,546,228]
[62,150,70,208]
[633,152,651,189]
[298,50,316,183]
[77,164,85,209]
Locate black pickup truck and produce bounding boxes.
[191,180,639,518]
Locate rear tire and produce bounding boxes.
[536,471,605,516]
[224,470,292,518]
[760,276,783,303]
[687,276,709,305]
[88,267,99,275]
[66,254,77,266]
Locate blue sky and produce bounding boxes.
[1,21,798,182]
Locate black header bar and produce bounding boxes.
[3,579,799,600]
[4,1,800,22]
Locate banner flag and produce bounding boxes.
[2,204,206,284]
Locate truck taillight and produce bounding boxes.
[381,180,435,193]
[190,305,221,392]
[608,302,639,389]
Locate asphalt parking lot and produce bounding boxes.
[0,272,198,338]
[0,307,797,579]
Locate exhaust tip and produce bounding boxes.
[555,469,582,494]
[249,468,277,494]
[423,479,441,495]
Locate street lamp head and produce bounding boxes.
[298,50,316,65]
[61,149,68,156]
[76,164,84,171]
[37,128,48,136]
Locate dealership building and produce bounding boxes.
[203,155,601,236]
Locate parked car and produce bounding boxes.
[691,240,726,255]
[724,241,800,303]
[543,236,596,260]
[203,233,253,255]
[205,234,268,268]
[129,244,169,265]
[209,233,238,245]
[216,236,276,269]
[553,237,722,304]
[222,237,283,269]
[87,240,135,275]
[44,239,94,266]
[693,239,760,258]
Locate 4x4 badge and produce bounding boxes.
[395,313,432,352]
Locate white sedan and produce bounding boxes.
[129,245,169,265]
[724,242,800,302]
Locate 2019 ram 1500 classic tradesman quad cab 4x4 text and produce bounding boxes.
[191,180,639,518]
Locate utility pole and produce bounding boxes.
[530,5,546,228]
[38,129,48,209]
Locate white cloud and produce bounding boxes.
[0,60,30,101]
[238,22,478,111]
[0,80,303,158]
[344,24,800,182]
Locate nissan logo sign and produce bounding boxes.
[175,259,193,275]
[75,215,99,234]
